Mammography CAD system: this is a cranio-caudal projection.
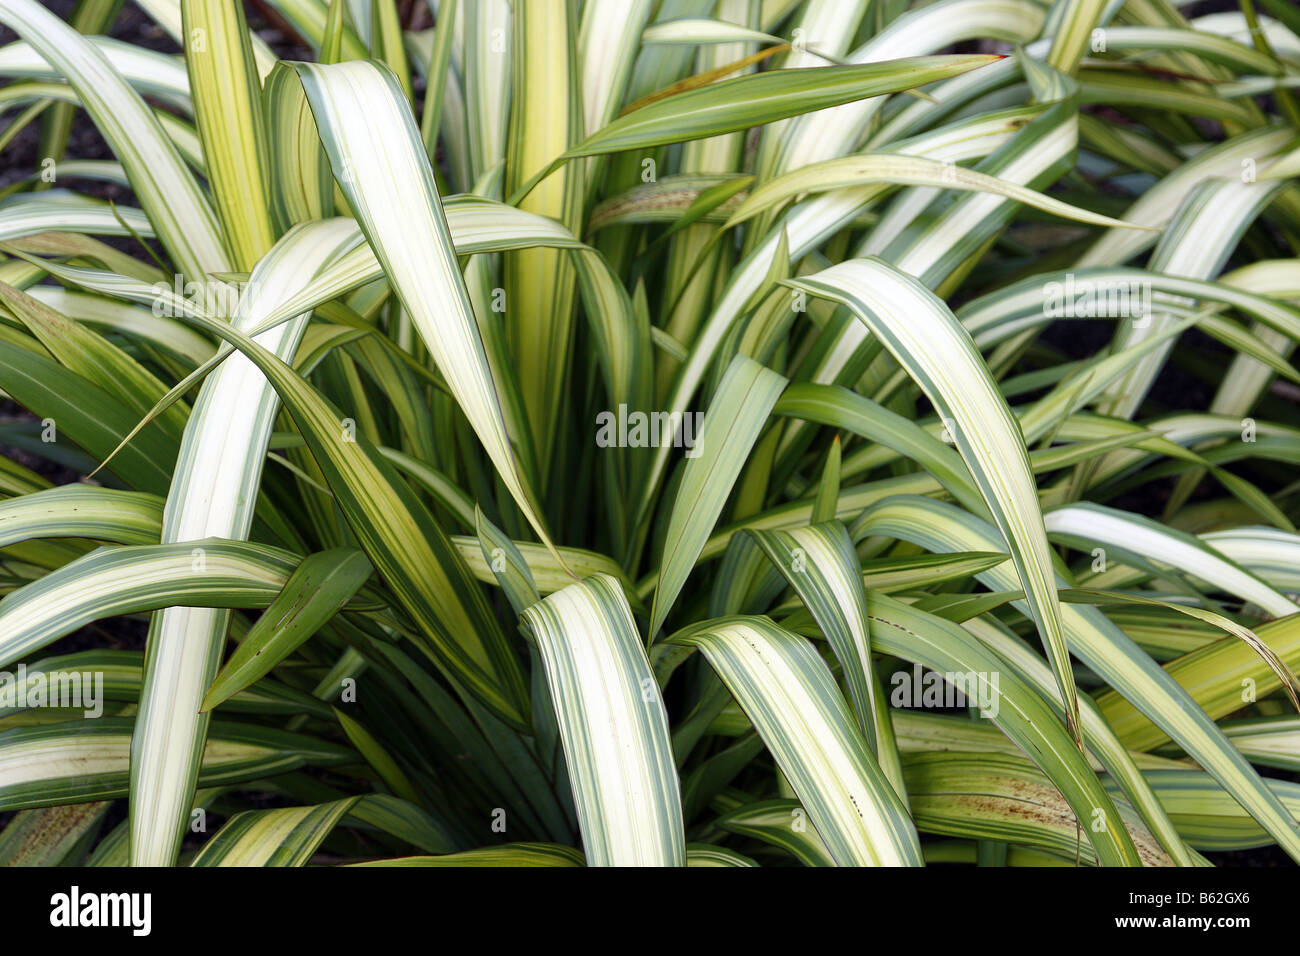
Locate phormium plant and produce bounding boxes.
[0,0,1298,869]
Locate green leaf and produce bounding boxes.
[332,708,420,805]
[129,218,362,867]
[903,751,1169,864]
[650,354,787,638]
[201,548,373,713]
[181,0,276,267]
[347,844,585,867]
[144,276,534,732]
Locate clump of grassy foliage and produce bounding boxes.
[0,0,1299,868]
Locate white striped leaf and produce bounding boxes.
[191,798,360,867]
[638,105,1039,540]
[514,53,1001,199]
[503,0,582,475]
[0,485,162,548]
[0,539,307,668]
[786,257,1082,743]
[714,798,835,866]
[1043,502,1300,619]
[0,719,352,811]
[1061,587,1300,716]
[452,535,639,607]
[642,18,785,48]
[764,0,1045,179]
[1043,0,1107,73]
[26,287,212,365]
[0,190,153,241]
[1100,178,1289,418]
[903,751,1169,865]
[831,590,1149,865]
[726,152,1147,230]
[130,218,359,867]
[0,0,227,277]
[0,35,192,111]
[685,843,758,866]
[949,611,1193,864]
[0,648,330,721]
[746,521,905,797]
[463,0,511,186]
[114,247,535,731]
[520,574,685,867]
[672,616,923,866]
[854,494,1300,862]
[293,60,558,558]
